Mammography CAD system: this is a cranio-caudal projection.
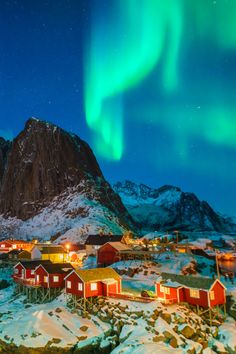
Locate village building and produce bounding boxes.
[0,239,33,253]
[13,260,53,284]
[34,263,74,288]
[97,242,131,266]
[65,268,121,310]
[155,272,226,312]
[84,235,124,255]
[13,260,74,303]
[8,249,31,261]
[31,245,68,263]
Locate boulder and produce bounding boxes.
[160,312,172,324]
[180,325,195,339]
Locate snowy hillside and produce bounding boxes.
[114,180,236,233]
[0,182,128,243]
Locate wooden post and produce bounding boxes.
[215,249,220,279]
[209,308,212,326]
[197,304,199,315]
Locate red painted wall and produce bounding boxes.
[184,288,209,307]
[209,281,226,307]
[178,288,185,302]
[65,272,121,298]
[155,282,178,303]
[97,244,119,265]
[34,266,65,288]
[65,272,84,296]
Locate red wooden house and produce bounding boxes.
[155,272,226,308]
[34,263,74,288]
[0,240,32,253]
[65,268,121,298]
[97,242,131,266]
[13,260,52,285]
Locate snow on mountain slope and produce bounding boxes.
[0,182,128,243]
[113,180,235,233]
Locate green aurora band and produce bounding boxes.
[84,0,236,161]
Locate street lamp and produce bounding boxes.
[66,243,70,262]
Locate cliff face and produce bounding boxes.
[0,138,11,187]
[0,118,131,228]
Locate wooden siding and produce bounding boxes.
[209,280,225,307]
[97,244,119,265]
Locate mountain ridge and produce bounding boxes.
[113,180,235,233]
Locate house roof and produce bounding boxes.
[39,246,67,254]
[104,242,131,251]
[73,268,121,282]
[8,249,22,255]
[159,272,221,290]
[37,263,74,274]
[85,235,123,245]
[18,260,52,269]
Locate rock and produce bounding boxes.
[180,325,195,339]
[55,308,62,313]
[161,312,172,324]
[153,335,165,342]
[169,337,178,348]
[0,280,10,290]
[163,331,173,340]
[80,326,88,332]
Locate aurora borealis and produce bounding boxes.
[0,0,236,216]
[85,0,236,161]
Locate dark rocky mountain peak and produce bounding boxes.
[0,118,133,229]
[0,137,11,186]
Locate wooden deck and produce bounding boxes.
[12,275,42,288]
[108,292,156,303]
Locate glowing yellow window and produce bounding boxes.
[190,289,200,298]
[210,291,215,300]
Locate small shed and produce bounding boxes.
[155,272,226,308]
[65,267,121,298]
[34,263,74,288]
[97,242,131,266]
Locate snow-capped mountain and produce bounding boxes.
[113,180,236,233]
[0,119,134,241]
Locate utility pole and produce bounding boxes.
[215,249,220,279]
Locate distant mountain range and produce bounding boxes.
[0,118,234,243]
[113,180,236,233]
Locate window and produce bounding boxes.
[160,285,164,293]
[91,283,97,291]
[12,244,17,249]
[1,244,5,248]
[67,281,71,289]
[164,287,170,295]
[190,289,200,298]
[36,275,40,283]
[44,276,48,283]
[53,276,59,282]
[14,268,19,274]
[31,270,35,275]
[210,291,215,300]
[78,283,83,291]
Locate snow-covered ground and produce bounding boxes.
[0,286,110,348]
[0,185,127,243]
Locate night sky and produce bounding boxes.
[0,0,236,216]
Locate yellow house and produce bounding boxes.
[31,245,68,263]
